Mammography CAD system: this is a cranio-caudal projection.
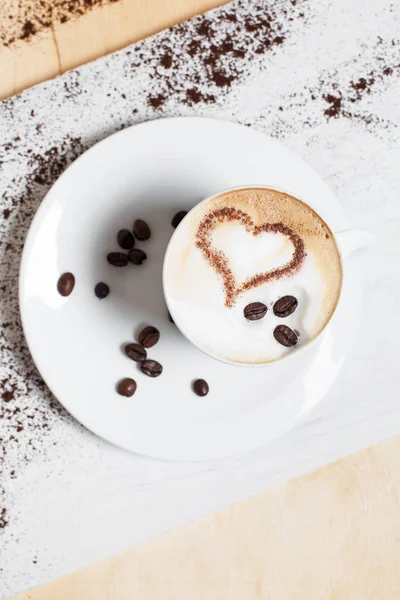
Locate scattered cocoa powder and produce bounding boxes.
[126,0,308,110]
[0,507,8,529]
[0,0,123,47]
[0,135,87,528]
[316,51,399,123]
[148,94,167,109]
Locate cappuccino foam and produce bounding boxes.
[165,188,342,364]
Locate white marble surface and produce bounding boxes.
[0,0,399,597]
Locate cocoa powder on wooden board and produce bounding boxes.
[0,0,120,47]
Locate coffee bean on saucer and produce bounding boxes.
[128,249,147,265]
[133,219,151,241]
[125,343,147,362]
[273,295,298,318]
[117,378,137,397]
[141,360,163,377]
[94,282,110,299]
[57,272,75,297]
[193,379,209,396]
[138,326,160,348]
[117,229,135,250]
[171,210,187,228]
[273,325,298,347]
[107,252,129,267]
[244,302,267,321]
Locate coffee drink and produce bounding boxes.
[164,187,342,364]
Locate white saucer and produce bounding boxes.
[20,117,358,461]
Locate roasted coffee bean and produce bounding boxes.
[117,378,137,397]
[168,311,174,324]
[273,325,298,347]
[133,219,151,241]
[128,249,147,265]
[273,295,298,317]
[243,302,268,321]
[141,360,163,377]
[125,343,147,362]
[107,252,129,267]
[57,272,75,297]
[117,229,135,250]
[94,282,110,299]
[193,379,209,396]
[171,210,188,228]
[138,326,160,348]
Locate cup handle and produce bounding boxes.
[335,228,375,259]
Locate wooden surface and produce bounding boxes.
[0,0,228,100]
[13,436,400,600]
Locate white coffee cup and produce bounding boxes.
[163,185,373,367]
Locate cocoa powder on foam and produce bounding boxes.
[191,188,342,326]
[196,206,306,307]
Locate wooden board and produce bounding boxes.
[0,0,228,100]
[13,435,400,600]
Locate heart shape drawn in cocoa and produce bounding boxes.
[196,207,306,307]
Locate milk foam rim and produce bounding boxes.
[163,185,344,367]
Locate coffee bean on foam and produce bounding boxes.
[273,295,298,317]
[274,325,298,347]
[243,302,267,321]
